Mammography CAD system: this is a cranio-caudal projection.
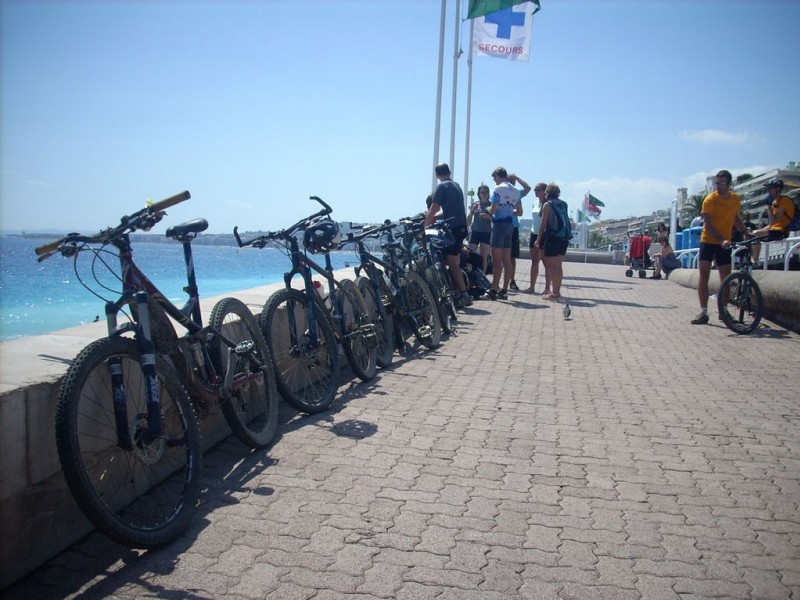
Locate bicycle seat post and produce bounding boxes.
[178,236,203,325]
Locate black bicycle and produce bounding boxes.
[35,191,279,548]
[347,218,442,352]
[234,196,377,414]
[717,237,765,334]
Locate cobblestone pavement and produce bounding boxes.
[5,262,800,600]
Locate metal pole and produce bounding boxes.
[432,0,447,193]
[463,19,474,211]
[448,0,461,172]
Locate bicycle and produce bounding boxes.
[35,191,279,548]
[342,219,442,365]
[234,196,377,414]
[717,236,765,334]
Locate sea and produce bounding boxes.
[0,237,355,341]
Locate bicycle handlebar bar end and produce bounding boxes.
[148,190,191,213]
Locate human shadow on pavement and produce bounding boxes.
[563,275,634,285]
[565,298,678,310]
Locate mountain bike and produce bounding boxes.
[342,219,443,365]
[403,217,460,335]
[717,236,765,334]
[234,196,377,414]
[35,191,279,548]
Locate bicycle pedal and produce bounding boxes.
[417,325,432,339]
[234,340,255,355]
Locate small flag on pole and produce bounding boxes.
[472,1,538,62]
[584,193,604,219]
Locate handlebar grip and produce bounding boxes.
[233,226,244,247]
[34,238,63,257]
[149,190,191,213]
[310,195,332,214]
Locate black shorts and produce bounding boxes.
[511,227,520,258]
[469,229,491,246]
[543,236,569,257]
[443,225,468,257]
[698,242,732,267]
[528,233,538,247]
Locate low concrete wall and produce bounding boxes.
[668,268,800,333]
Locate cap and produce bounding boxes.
[763,177,784,188]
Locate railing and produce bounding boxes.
[675,234,800,272]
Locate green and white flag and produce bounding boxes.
[472,1,538,62]
[467,0,540,20]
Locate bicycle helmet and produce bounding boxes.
[303,217,342,254]
[425,226,455,250]
[763,177,784,189]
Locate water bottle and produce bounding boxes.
[313,280,332,310]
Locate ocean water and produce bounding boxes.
[0,237,355,341]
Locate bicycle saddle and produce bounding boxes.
[166,218,209,239]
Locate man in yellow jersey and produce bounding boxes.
[749,178,795,241]
[691,169,747,325]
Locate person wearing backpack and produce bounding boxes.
[748,178,798,242]
[535,182,571,301]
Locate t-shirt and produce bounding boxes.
[770,195,795,232]
[700,190,741,245]
[490,182,520,223]
[511,188,527,228]
[531,202,543,234]
[432,180,467,228]
[470,199,492,233]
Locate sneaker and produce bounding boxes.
[487,289,498,301]
[691,312,709,325]
[498,289,508,300]
[651,274,662,280]
[509,280,519,291]
[455,292,473,308]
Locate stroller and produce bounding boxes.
[625,233,652,278]
[460,246,491,299]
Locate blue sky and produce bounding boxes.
[1,0,798,234]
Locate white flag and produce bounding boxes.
[472,1,535,62]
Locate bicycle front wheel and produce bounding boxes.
[336,278,378,382]
[424,265,456,335]
[401,271,442,349]
[209,297,279,448]
[260,288,339,413]
[717,271,763,334]
[55,337,202,548]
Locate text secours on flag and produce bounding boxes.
[472,1,538,62]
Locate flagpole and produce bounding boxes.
[463,18,474,211]
[432,0,447,194]
[448,0,461,172]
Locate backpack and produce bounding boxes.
[548,199,573,240]
[785,195,800,232]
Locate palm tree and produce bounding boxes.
[681,193,705,227]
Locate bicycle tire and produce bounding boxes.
[209,297,279,448]
[55,336,202,548]
[259,288,339,413]
[335,279,378,381]
[424,265,456,335]
[717,271,763,334]
[356,275,394,368]
[401,271,442,349]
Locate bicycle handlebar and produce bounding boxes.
[34,190,191,260]
[234,195,333,249]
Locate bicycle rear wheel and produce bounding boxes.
[260,288,339,413]
[424,265,456,335]
[401,271,442,349]
[209,297,279,448]
[55,337,202,548]
[336,279,378,381]
[356,275,394,368]
[717,271,763,334]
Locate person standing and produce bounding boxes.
[466,184,493,272]
[535,183,570,301]
[524,182,550,295]
[691,169,746,325]
[507,173,531,291]
[486,167,521,300]
[425,163,472,308]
